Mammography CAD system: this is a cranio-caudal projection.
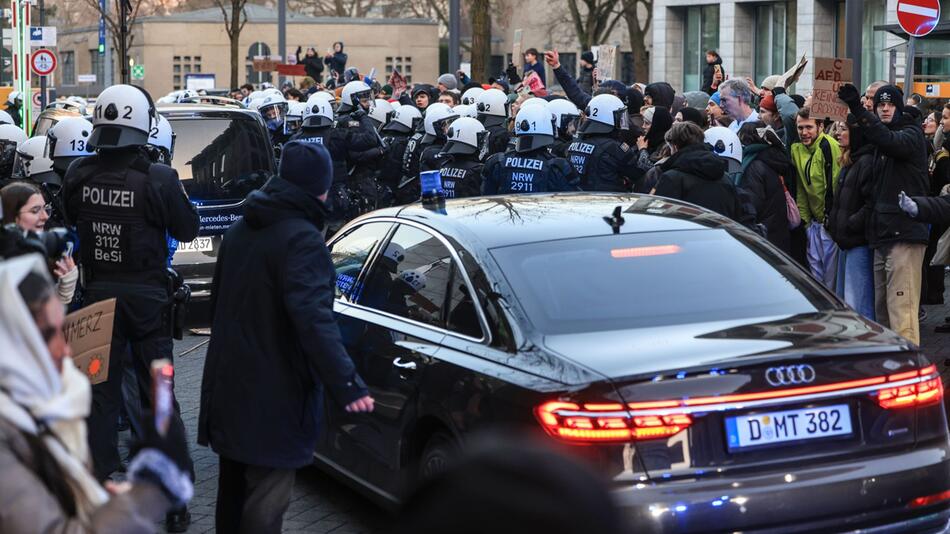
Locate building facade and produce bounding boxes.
[652,0,950,94]
[55,5,439,97]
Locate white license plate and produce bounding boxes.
[725,404,852,450]
[178,237,213,253]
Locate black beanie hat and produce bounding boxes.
[279,141,333,198]
[873,85,905,113]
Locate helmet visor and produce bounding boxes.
[615,107,630,130]
[261,105,286,131]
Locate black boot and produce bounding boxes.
[165,507,191,533]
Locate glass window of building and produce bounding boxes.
[89,50,105,84]
[683,4,720,91]
[753,1,797,84]
[862,0,887,86]
[61,51,75,86]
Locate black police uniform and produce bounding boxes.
[419,141,449,172]
[439,154,483,198]
[62,148,199,480]
[478,115,510,162]
[398,129,433,204]
[566,134,640,192]
[378,129,412,193]
[335,107,384,225]
[481,147,580,194]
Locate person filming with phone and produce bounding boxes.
[0,254,193,532]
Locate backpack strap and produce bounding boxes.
[819,137,834,222]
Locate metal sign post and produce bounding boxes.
[11,0,31,134]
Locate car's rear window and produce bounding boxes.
[168,116,273,205]
[490,229,837,334]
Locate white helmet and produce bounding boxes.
[0,123,27,148]
[260,82,275,90]
[548,98,581,130]
[341,80,372,112]
[147,115,175,159]
[704,126,743,164]
[519,97,547,109]
[47,99,85,114]
[513,104,556,153]
[398,269,427,292]
[423,102,458,140]
[247,90,264,102]
[0,110,15,125]
[313,91,336,103]
[475,88,509,119]
[382,105,421,134]
[461,87,484,106]
[444,117,485,156]
[285,101,307,134]
[382,242,406,264]
[453,104,477,118]
[89,84,156,149]
[7,91,23,105]
[303,95,334,128]
[391,101,403,110]
[368,99,394,128]
[248,97,265,110]
[176,89,199,103]
[258,92,288,132]
[47,117,95,165]
[579,93,628,134]
[13,136,55,182]
[67,95,88,108]
[262,88,283,98]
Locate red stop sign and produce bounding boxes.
[898,0,941,37]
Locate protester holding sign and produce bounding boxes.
[837,82,930,345]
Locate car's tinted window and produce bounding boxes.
[168,116,273,205]
[329,222,393,300]
[491,229,836,334]
[358,225,458,332]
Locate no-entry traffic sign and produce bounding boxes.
[897,0,941,38]
[30,48,56,76]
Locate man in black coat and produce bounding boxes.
[295,46,325,82]
[198,141,374,534]
[838,83,930,345]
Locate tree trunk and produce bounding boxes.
[470,0,491,82]
[622,0,651,83]
[229,1,241,88]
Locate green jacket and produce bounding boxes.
[791,133,842,225]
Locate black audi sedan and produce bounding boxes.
[316,193,950,533]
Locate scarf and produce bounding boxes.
[0,255,109,524]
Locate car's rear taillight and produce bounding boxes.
[534,401,692,444]
[909,489,950,509]
[877,365,943,409]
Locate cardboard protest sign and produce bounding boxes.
[596,44,618,82]
[523,71,547,96]
[252,57,279,72]
[389,70,408,98]
[811,57,853,122]
[512,29,524,70]
[781,55,808,89]
[63,298,115,385]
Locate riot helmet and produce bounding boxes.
[145,115,176,164]
[548,98,581,138]
[513,104,556,153]
[382,105,422,134]
[444,117,485,156]
[453,104,477,118]
[368,99,395,130]
[423,103,458,143]
[285,101,307,134]
[47,117,95,174]
[340,81,373,113]
[461,87,484,106]
[13,136,57,184]
[258,93,289,132]
[704,126,743,165]
[579,93,629,135]
[89,84,157,149]
[475,88,509,119]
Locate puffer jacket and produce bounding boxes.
[0,416,170,532]
[852,108,930,247]
[655,144,743,220]
[826,145,875,250]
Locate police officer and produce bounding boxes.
[566,93,640,192]
[419,103,458,172]
[482,105,579,194]
[368,98,395,131]
[475,88,511,162]
[548,98,581,158]
[0,123,27,182]
[258,92,291,151]
[439,117,485,198]
[48,117,96,178]
[461,86,484,107]
[61,84,198,532]
[290,95,353,232]
[284,100,307,137]
[379,105,421,202]
[144,115,176,165]
[336,80,385,215]
[5,91,23,127]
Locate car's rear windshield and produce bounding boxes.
[490,229,837,334]
[168,116,273,206]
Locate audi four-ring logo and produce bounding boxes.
[765,364,817,386]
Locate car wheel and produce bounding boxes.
[418,431,457,481]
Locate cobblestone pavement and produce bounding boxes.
[156,285,950,533]
[155,334,387,533]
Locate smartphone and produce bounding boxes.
[63,241,74,259]
[151,359,174,437]
[368,67,376,81]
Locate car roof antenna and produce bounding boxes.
[603,206,625,235]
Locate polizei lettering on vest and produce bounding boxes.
[568,142,596,155]
[82,186,135,208]
[504,157,544,170]
[440,167,467,179]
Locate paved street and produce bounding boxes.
[157,334,387,533]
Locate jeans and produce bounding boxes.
[806,222,839,290]
[835,246,875,321]
[873,242,926,345]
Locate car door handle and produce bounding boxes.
[392,357,417,371]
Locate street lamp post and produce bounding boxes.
[448,0,460,75]
[278,0,286,86]
[845,0,863,89]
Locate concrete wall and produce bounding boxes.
[58,19,439,97]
